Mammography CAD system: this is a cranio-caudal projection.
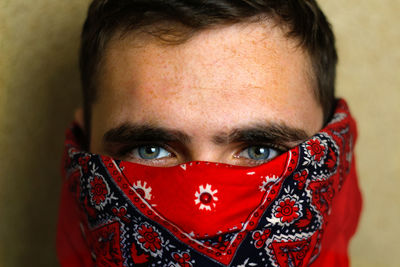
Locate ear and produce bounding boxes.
[74,107,85,131]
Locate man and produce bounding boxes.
[57,1,362,266]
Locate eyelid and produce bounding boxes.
[134,146,171,159]
[238,142,289,153]
[125,154,176,167]
[117,143,176,159]
[233,143,288,165]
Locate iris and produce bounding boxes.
[243,146,278,161]
[137,146,170,159]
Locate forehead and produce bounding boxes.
[92,22,321,141]
[100,22,314,94]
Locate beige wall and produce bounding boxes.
[318,1,400,266]
[1,1,399,266]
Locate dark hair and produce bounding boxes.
[80,0,337,139]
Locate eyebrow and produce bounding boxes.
[103,123,191,145]
[102,122,310,151]
[212,123,309,145]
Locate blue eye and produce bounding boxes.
[133,145,171,160]
[240,146,279,161]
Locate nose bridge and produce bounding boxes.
[185,139,226,164]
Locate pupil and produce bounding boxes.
[145,147,156,154]
[139,146,160,159]
[249,146,269,160]
[255,147,264,155]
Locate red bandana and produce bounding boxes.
[57,99,362,266]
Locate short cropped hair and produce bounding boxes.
[80,0,338,138]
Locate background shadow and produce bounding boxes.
[0,1,91,266]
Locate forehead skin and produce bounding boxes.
[90,22,323,156]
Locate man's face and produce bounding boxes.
[89,22,323,167]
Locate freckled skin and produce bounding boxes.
[89,22,323,164]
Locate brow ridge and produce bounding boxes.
[102,122,310,149]
[102,123,191,145]
[212,123,310,145]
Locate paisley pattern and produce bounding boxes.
[57,99,362,266]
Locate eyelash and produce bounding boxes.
[237,143,287,162]
[250,143,287,152]
[116,143,174,158]
[117,143,288,161]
